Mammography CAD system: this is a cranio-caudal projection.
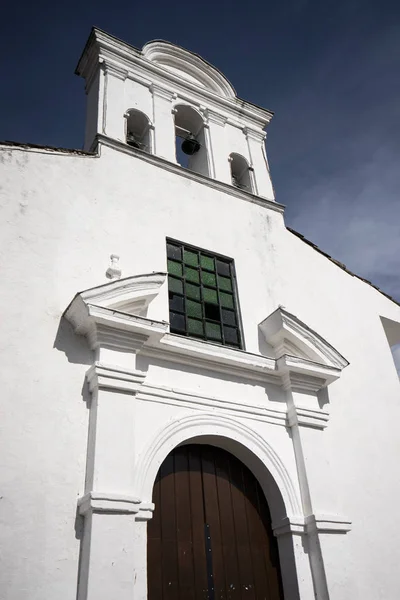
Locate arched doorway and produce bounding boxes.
[147,444,284,600]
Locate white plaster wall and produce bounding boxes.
[1,144,400,599]
[124,80,153,121]
[204,119,227,183]
[84,71,102,151]
[104,74,126,142]
[224,122,251,162]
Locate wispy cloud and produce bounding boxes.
[270,8,400,301]
[288,147,400,300]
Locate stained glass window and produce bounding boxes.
[167,239,243,348]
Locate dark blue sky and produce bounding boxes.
[1,0,399,300]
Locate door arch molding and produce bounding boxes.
[134,411,301,523]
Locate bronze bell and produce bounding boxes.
[181,134,201,155]
[126,132,141,149]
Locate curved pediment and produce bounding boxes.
[63,280,346,392]
[142,41,236,99]
[259,307,349,370]
[67,272,167,319]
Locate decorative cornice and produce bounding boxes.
[243,126,266,142]
[78,491,154,520]
[306,514,352,534]
[94,134,283,212]
[65,302,167,351]
[76,28,273,130]
[86,362,146,394]
[272,516,306,537]
[278,355,341,389]
[126,71,153,88]
[205,109,228,126]
[78,492,141,515]
[135,502,155,521]
[103,61,128,81]
[137,381,287,427]
[287,404,330,429]
[87,322,149,352]
[150,83,176,101]
[272,513,352,536]
[144,333,279,384]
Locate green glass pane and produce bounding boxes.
[203,288,218,305]
[218,275,232,292]
[187,299,202,319]
[169,292,184,313]
[170,312,185,332]
[205,321,222,340]
[188,318,204,336]
[216,259,230,276]
[167,243,181,261]
[223,326,238,345]
[185,266,200,284]
[222,308,236,326]
[202,271,216,287]
[200,255,215,271]
[168,276,183,295]
[183,250,198,267]
[186,283,201,300]
[220,291,234,308]
[167,259,183,277]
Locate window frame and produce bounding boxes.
[166,238,245,350]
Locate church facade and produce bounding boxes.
[1,28,400,600]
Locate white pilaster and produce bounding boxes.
[77,357,151,600]
[103,64,127,143]
[244,127,274,199]
[283,372,351,599]
[205,109,230,183]
[150,84,177,161]
[77,493,153,600]
[273,517,314,600]
[83,61,105,152]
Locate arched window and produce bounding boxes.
[174,104,209,177]
[229,153,252,192]
[125,109,152,153]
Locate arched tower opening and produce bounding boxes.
[229,153,253,192]
[125,108,152,152]
[174,104,209,176]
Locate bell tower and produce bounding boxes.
[76,28,275,199]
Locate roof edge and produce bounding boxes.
[0,140,94,156]
[287,227,400,308]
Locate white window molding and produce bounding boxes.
[64,274,348,400]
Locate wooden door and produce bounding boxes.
[148,444,284,600]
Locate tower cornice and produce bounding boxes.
[76,27,273,131]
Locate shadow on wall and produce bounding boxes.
[392,344,400,378]
[381,316,400,379]
[258,327,275,357]
[53,317,93,366]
